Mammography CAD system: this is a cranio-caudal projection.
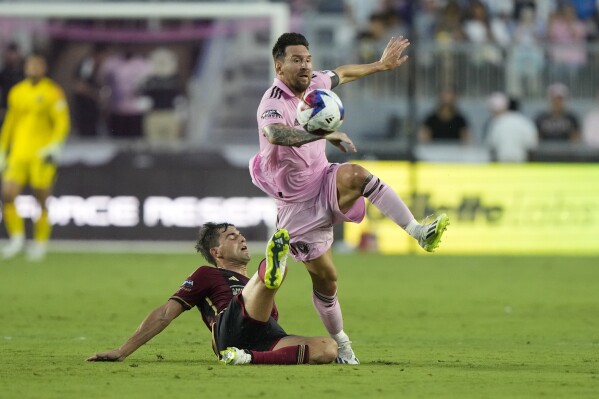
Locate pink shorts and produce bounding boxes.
[276,163,365,262]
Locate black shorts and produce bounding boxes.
[213,293,288,354]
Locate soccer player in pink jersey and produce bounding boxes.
[87,224,337,365]
[250,33,450,364]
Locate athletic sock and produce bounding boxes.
[33,209,51,242]
[361,174,417,230]
[331,330,351,346]
[4,202,24,237]
[257,258,267,283]
[249,345,309,364]
[312,290,344,336]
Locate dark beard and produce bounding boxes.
[289,78,310,94]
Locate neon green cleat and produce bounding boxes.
[264,228,290,289]
[418,213,450,252]
[220,347,252,365]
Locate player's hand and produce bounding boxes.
[379,36,410,71]
[325,131,356,153]
[86,349,125,362]
[37,143,62,164]
[0,151,6,172]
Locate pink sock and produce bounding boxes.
[250,345,309,364]
[312,290,344,335]
[257,258,267,283]
[362,175,415,228]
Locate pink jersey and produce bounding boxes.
[250,70,336,203]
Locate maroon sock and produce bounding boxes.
[250,345,309,365]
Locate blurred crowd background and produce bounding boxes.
[1,0,599,163]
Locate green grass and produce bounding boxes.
[1,252,598,399]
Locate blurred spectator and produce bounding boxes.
[582,88,599,148]
[463,0,511,66]
[486,92,538,162]
[435,1,467,45]
[343,0,383,31]
[418,87,471,144]
[72,44,108,137]
[435,1,467,88]
[140,47,187,146]
[356,13,389,63]
[571,0,597,22]
[414,0,442,69]
[535,83,581,142]
[100,48,151,138]
[0,43,24,122]
[547,2,588,82]
[506,4,546,98]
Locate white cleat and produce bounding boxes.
[2,235,25,260]
[220,347,252,365]
[336,341,360,365]
[26,241,48,262]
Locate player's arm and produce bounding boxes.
[263,124,356,153]
[0,89,17,155]
[86,299,184,362]
[49,86,70,144]
[38,86,71,162]
[333,36,410,85]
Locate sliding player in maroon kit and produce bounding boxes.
[86,223,337,365]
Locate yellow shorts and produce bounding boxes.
[2,156,57,189]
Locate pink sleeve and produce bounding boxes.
[258,97,287,131]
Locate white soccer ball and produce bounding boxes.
[296,89,344,135]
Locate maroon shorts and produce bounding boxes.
[213,293,288,354]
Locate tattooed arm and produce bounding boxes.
[263,124,321,147]
[263,124,356,153]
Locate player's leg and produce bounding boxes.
[1,181,26,259]
[304,250,359,364]
[336,163,449,252]
[241,229,290,322]
[221,335,337,365]
[1,162,26,259]
[28,160,56,261]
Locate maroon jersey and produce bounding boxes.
[170,266,279,331]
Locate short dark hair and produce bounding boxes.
[195,222,234,265]
[272,32,309,61]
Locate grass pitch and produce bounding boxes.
[1,252,598,399]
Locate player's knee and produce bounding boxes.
[1,188,18,202]
[337,163,369,192]
[310,337,338,364]
[310,274,338,296]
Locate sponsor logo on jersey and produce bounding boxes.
[228,276,239,281]
[261,109,283,119]
[293,118,301,127]
[182,279,194,288]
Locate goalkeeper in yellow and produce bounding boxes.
[0,54,70,261]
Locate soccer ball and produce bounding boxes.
[296,89,344,135]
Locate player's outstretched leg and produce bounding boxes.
[416,213,450,252]
[264,228,290,289]
[220,347,252,365]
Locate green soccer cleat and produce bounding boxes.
[417,213,450,252]
[264,228,290,289]
[220,347,252,365]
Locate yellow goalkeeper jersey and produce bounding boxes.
[0,77,70,160]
